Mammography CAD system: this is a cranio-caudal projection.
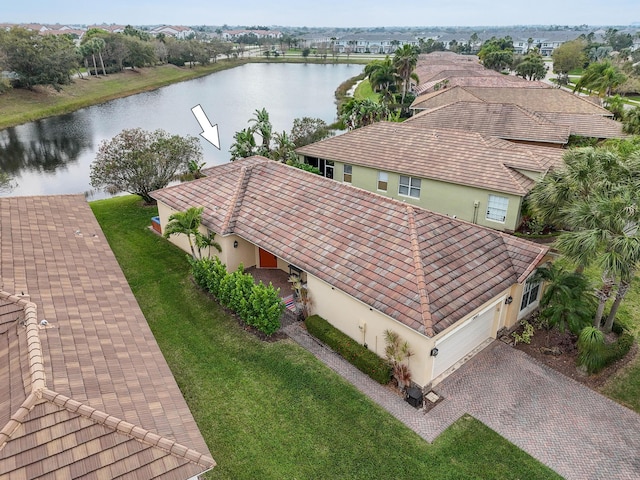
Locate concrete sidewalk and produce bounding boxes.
[283,322,640,480]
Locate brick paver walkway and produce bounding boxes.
[283,322,640,480]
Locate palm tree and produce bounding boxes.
[163,206,221,260]
[573,60,626,97]
[364,57,399,104]
[623,106,640,135]
[229,128,257,160]
[393,44,419,104]
[248,107,272,155]
[555,189,640,331]
[271,131,297,163]
[529,145,640,331]
[339,98,390,130]
[163,206,205,259]
[533,263,594,341]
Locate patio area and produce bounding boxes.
[245,267,293,298]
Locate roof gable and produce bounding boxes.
[153,159,547,336]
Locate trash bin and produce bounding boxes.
[405,387,423,408]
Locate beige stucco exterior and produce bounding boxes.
[310,159,534,232]
[156,200,547,388]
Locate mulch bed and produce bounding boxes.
[507,323,638,390]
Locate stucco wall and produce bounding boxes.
[335,162,523,232]
[307,274,436,387]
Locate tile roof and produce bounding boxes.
[0,195,214,480]
[153,158,547,336]
[406,102,570,145]
[415,75,548,95]
[412,85,612,115]
[296,121,564,196]
[537,112,627,139]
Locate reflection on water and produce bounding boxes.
[0,113,92,174]
[0,63,362,198]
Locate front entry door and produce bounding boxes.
[259,248,278,268]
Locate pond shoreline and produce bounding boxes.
[0,57,369,131]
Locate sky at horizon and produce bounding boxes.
[4,1,640,29]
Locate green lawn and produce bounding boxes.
[354,79,380,101]
[91,195,560,480]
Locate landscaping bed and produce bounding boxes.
[508,322,638,390]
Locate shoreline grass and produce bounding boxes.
[0,57,369,131]
[90,194,560,479]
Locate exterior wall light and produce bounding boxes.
[505,296,513,305]
[233,240,239,248]
[430,347,439,357]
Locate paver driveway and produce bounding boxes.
[284,323,640,479]
[430,341,640,480]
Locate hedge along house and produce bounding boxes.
[152,157,549,388]
[0,195,215,479]
[296,122,564,233]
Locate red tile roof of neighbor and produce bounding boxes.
[0,195,214,480]
[412,85,612,115]
[153,158,547,337]
[296,121,564,196]
[406,101,571,145]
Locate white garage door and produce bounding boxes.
[432,306,496,379]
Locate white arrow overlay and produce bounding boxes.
[191,104,220,149]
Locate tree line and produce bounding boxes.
[0,26,239,92]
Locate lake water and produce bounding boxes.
[0,63,363,198]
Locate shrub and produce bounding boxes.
[577,327,606,373]
[305,315,391,384]
[190,259,283,336]
[512,320,535,346]
[578,323,635,374]
[246,282,284,336]
[205,257,228,298]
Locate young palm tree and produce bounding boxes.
[163,206,220,260]
[533,263,594,340]
[229,128,257,160]
[248,107,273,155]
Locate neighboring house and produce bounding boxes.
[222,29,283,40]
[409,85,625,140]
[0,195,215,479]
[411,85,612,116]
[150,25,196,39]
[413,52,547,95]
[152,157,549,388]
[334,33,419,54]
[88,24,126,34]
[407,101,626,145]
[296,121,564,232]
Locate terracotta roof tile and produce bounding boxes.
[538,112,626,139]
[153,159,547,336]
[412,85,612,115]
[0,195,215,479]
[407,101,570,144]
[296,121,563,196]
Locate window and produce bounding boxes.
[486,194,509,223]
[399,175,421,198]
[324,160,334,179]
[520,276,541,311]
[377,171,388,191]
[343,164,352,183]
